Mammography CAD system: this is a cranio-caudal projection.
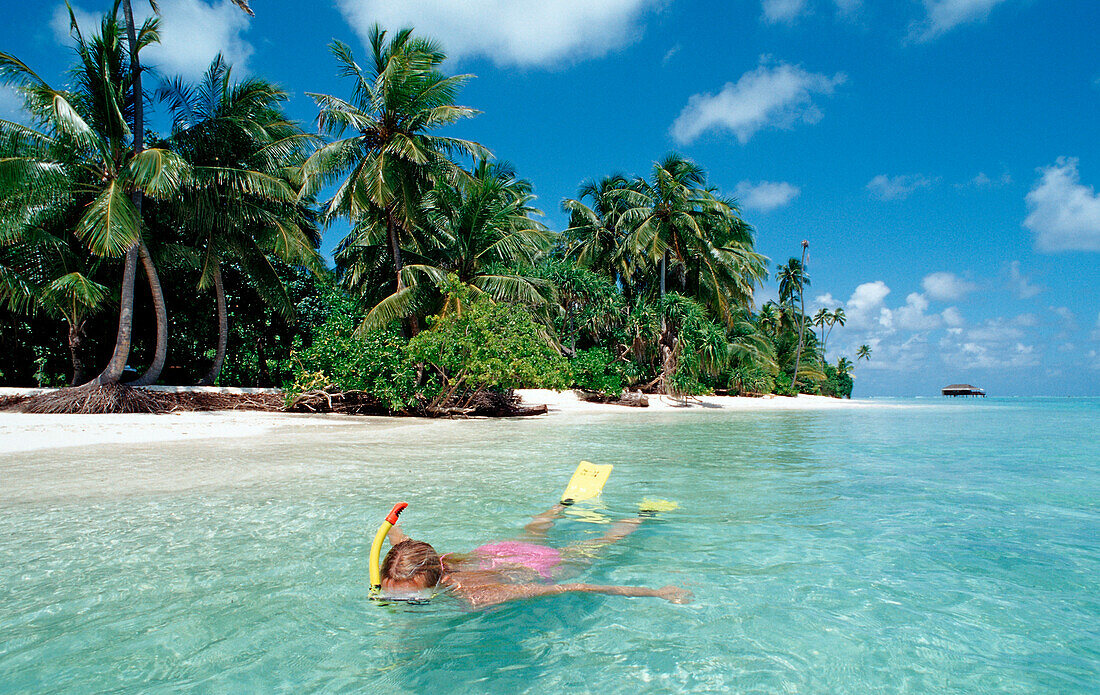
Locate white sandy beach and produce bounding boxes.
[0,388,883,455]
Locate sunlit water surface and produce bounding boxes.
[2,398,1098,693]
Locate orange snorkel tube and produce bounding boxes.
[369,502,408,597]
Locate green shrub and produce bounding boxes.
[774,372,796,397]
[283,290,420,411]
[408,280,571,396]
[569,347,632,397]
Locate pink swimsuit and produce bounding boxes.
[475,541,562,578]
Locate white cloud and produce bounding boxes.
[866,173,935,200]
[810,293,839,312]
[662,44,681,66]
[1092,311,1100,341]
[0,85,23,122]
[56,1,254,78]
[911,0,1012,42]
[939,315,1040,369]
[956,170,1011,189]
[1024,157,1100,252]
[894,292,942,331]
[1007,260,1044,299]
[735,180,801,212]
[762,0,807,24]
[843,280,891,329]
[761,0,861,24]
[921,271,976,301]
[335,0,660,67]
[50,4,99,43]
[671,58,845,145]
[942,306,964,327]
[1051,306,1076,328]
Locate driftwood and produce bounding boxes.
[575,389,649,408]
[287,385,547,418]
[286,387,391,415]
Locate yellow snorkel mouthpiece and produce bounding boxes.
[369,502,408,596]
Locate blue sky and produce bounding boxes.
[2,0,1098,396]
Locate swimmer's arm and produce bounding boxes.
[386,524,409,545]
[455,582,692,607]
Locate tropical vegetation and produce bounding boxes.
[0,7,868,409]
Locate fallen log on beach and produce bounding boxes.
[575,390,650,407]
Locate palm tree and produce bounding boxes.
[300,27,488,333]
[107,0,254,386]
[856,344,872,362]
[616,155,765,320]
[0,228,110,385]
[836,356,853,377]
[158,56,321,384]
[349,160,552,331]
[776,242,810,391]
[756,302,781,336]
[813,307,829,356]
[561,174,631,279]
[823,307,845,353]
[618,154,708,299]
[0,12,186,386]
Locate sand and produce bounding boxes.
[0,388,883,454]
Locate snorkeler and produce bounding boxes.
[378,503,693,607]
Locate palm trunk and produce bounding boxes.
[659,251,667,297]
[92,0,145,386]
[132,242,168,386]
[386,210,419,335]
[89,247,138,385]
[68,321,86,386]
[791,245,808,393]
[199,261,228,386]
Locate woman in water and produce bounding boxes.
[379,503,692,607]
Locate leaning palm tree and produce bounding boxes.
[776,243,810,391]
[823,307,845,353]
[300,26,488,333]
[813,308,830,351]
[105,0,253,385]
[158,55,321,384]
[856,344,872,362]
[350,160,552,332]
[0,12,186,387]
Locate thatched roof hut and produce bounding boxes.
[941,384,985,397]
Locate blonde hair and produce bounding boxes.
[381,539,442,587]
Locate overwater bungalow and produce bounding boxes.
[941,384,986,397]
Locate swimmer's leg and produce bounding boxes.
[579,517,643,551]
[522,503,568,540]
[553,517,644,580]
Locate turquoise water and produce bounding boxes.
[1,399,1098,693]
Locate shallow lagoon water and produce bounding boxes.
[1,398,1098,693]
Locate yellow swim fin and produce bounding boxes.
[560,460,613,504]
[639,498,679,515]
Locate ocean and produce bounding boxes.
[1,398,1097,693]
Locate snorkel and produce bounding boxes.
[369,502,408,598]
